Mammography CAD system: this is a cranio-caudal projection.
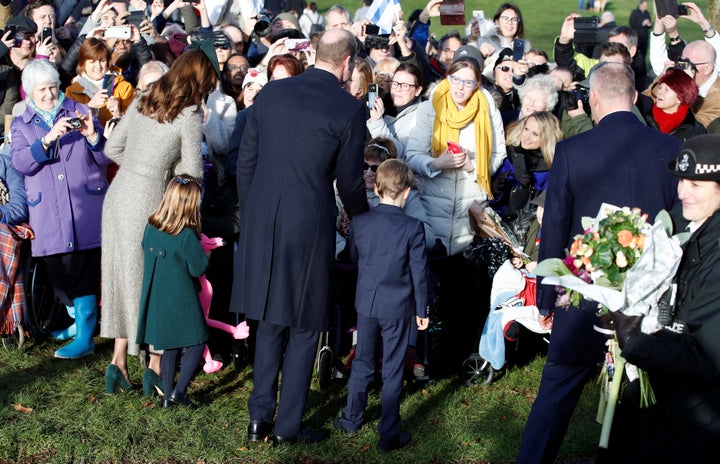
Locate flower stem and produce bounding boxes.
[599,349,626,448]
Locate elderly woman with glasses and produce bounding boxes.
[11,59,111,360]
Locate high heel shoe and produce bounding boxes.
[142,368,164,397]
[105,364,134,394]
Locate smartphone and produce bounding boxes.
[368,83,378,110]
[676,3,689,15]
[365,24,380,35]
[101,74,115,95]
[104,26,131,40]
[124,10,145,27]
[41,27,53,44]
[285,38,310,52]
[472,10,484,21]
[447,141,463,154]
[513,38,525,62]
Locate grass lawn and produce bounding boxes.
[1,334,601,463]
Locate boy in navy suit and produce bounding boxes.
[333,159,430,452]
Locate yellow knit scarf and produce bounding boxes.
[431,79,493,197]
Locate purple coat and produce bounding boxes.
[10,98,111,257]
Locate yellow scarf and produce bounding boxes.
[431,79,493,198]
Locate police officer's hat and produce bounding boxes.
[667,134,720,181]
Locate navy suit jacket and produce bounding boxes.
[349,203,429,320]
[538,111,680,365]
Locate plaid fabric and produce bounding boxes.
[0,223,33,335]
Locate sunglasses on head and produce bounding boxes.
[363,162,379,172]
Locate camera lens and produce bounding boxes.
[254,17,272,38]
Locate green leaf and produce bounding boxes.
[534,258,573,277]
[654,209,673,236]
[581,216,594,231]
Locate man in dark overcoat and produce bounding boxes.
[517,62,681,463]
[231,28,368,445]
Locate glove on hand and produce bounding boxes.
[600,312,643,349]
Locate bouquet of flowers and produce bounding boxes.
[534,204,686,448]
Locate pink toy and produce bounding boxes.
[199,234,250,373]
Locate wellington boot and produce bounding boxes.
[54,295,97,359]
[51,306,76,341]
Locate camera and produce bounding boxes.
[559,87,590,112]
[253,10,274,38]
[67,118,83,129]
[573,16,600,46]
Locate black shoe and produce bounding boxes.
[270,425,330,445]
[167,390,195,409]
[162,398,174,409]
[247,420,274,442]
[332,417,358,434]
[377,431,411,452]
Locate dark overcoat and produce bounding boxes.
[538,111,681,365]
[231,67,368,331]
[136,225,209,350]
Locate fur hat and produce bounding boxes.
[242,67,268,89]
[658,68,699,106]
[667,134,720,181]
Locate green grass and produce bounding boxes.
[1,335,601,463]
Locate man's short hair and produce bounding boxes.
[438,30,463,50]
[609,26,638,49]
[375,159,414,199]
[589,61,635,104]
[600,42,632,65]
[316,29,357,67]
[325,5,351,26]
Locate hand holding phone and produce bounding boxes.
[368,83,378,110]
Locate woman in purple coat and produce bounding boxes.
[11,59,111,359]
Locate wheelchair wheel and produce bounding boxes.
[26,259,64,336]
[317,346,333,391]
[461,353,494,386]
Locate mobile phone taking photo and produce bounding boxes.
[367,83,378,110]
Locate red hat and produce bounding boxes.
[659,68,699,106]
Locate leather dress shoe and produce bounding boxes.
[377,431,411,452]
[165,390,195,409]
[270,425,330,445]
[247,420,274,442]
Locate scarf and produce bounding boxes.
[652,103,689,135]
[27,91,66,127]
[432,79,493,197]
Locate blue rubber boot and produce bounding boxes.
[51,306,76,341]
[54,295,97,359]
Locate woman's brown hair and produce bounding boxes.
[137,49,218,123]
[148,174,202,235]
[76,38,111,76]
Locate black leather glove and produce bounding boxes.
[517,172,533,188]
[600,312,643,349]
[491,172,509,198]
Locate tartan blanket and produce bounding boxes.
[0,223,33,335]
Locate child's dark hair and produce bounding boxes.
[364,137,397,163]
[148,174,202,235]
[375,159,414,200]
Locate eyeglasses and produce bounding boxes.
[391,81,417,91]
[363,162,380,172]
[226,64,249,72]
[448,74,477,89]
[440,47,457,55]
[499,15,520,24]
[498,65,512,72]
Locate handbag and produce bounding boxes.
[468,200,525,258]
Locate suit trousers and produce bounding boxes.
[247,320,319,437]
[340,314,411,440]
[517,361,595,464]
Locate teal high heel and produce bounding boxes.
[105,364,134,394]
[142,368,164,397]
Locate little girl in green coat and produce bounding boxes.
[136,174,208,408]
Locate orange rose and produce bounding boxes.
[617,230,634,247]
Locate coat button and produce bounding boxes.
[58,174,64,181]
[67,242,72,248]
[158,250,165,257]
[149,246,154,252]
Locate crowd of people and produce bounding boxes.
[0,0,718,460]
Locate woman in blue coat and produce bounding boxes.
[11,59,110,359]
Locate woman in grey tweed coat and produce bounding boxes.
[100,49,217,394]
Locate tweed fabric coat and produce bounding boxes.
[135,225,208,350]
[100,103,204,355]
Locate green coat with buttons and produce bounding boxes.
[136,225,209,350]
